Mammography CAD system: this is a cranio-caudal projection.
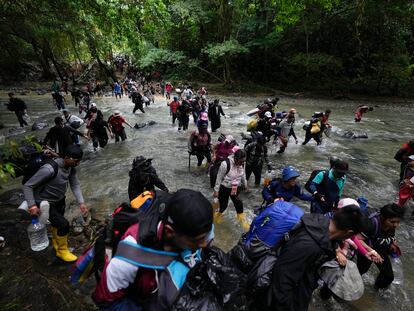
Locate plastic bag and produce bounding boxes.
[172,246,247,311]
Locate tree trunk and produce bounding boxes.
[31,42,53,79]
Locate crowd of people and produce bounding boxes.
[7,75,414,311]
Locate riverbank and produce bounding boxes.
[0,189,96,311]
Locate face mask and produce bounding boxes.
[181,249,202,268]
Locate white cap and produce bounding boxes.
[91,102,97,108]
[408,155,414,161]
[114,110,121,116]
[225,135,234,143]
[264,111,272,118]
[338,198,360,209]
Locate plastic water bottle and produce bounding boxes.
[27,217,49,251]
[391,252,403,285]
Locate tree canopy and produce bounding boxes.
[1,0,413,96]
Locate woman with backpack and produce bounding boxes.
[213,148,249,232]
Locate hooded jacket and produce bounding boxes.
[271,214,336,311]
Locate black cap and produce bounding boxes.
[334,160,349,173]
[165,189,213,237]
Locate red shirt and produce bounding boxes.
[165,84,172,92]
[109,116,126,132]
[170,101,179,114]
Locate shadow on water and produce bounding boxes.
[0,92,414,310]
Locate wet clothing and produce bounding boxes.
[270,214,336,311]
[214,155,246,214]
[109,116,127,142]
[189,130,211,166]
[132,92,145,114]
[8,97,28,127]
[262,179,314,204]
[22,158,84,236]
[128,168,169,201]
[91,119,110,148]
[277,119,297,153]
[177,101,191,130]
[398,172,414,206]
[209,142,234,188]
[309,170,346,214]
[55,93,66,110]
[355,105,369,122]
[394,143,414,182]
[245,142,268,185]
[169,100,180,125]
[357,211,395,288]
[302,118,322,145]
[43,125,83,153]
[208,103,225,132]
[256,118,272,139]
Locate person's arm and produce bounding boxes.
[271,237,322,311]
[22,164,56,213]
[308,171,324,194]
[241,163,247,189]
[295,184,314,202]
[219,106,225,117]
[214,161,227,193]
[68,169,87,216]
[262,182,276,204]
[124,120,133,128]
[152,174,169,192]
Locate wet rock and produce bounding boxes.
[36,89,48,95]
[32,121,49,131]
[8,127,26,135]
[343,130,368,139]
[134,121,157,129]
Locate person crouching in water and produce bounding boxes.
[189,123,212,167]
[213,148,249,232]
[354,105,373,122]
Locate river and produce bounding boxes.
[0,91,413,310]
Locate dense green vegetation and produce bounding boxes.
[1,0,414,96]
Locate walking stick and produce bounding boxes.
[188,152,191,172]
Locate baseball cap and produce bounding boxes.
[333,160,349,173]
[91,103,97,108]
[408,155,414,161]
[165,189,213,237]
[264,111,272,118]
[337,198,359,209]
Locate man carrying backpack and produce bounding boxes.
[7,92,28,127]
[22,145,88,262]
[93,189,214,311]
[128,156,169,201]
[267,205,365,311]
[308,159,349,214]
[245,134,268,186]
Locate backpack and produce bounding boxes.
[22,156,59,185]
[71,190,169,285]
[304,169,328,193]
[245,200,304,259]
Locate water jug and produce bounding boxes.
[27,217,49,251]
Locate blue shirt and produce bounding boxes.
[262,179,314,204]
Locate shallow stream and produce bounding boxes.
[1,91,413,310]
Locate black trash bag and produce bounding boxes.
[228,240,254,274]
[172,246,248,311]
[246,254,277,295]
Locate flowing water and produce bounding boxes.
[1,91,413,310]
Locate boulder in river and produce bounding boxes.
[31,121,49,131]
[134,121,157,129]
[343,130,368,139]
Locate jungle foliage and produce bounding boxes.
[1,0,414,96]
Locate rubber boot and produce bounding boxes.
[51,227,58,252]
[214,212,224,224]
[55,234,77,262]
[236,212,250,232]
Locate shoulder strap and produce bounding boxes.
[114,240,178,270]
[225,158,231,175]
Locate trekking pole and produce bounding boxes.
[188,152,191,172]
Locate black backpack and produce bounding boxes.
[22,156,59,185]
[304,169,328,193]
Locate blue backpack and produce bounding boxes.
[245,200,304,250]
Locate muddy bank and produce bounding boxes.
[0,189,97,311]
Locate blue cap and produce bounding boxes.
[282,166,300,182]
[174,96,178,101]
[356,196,368,210]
